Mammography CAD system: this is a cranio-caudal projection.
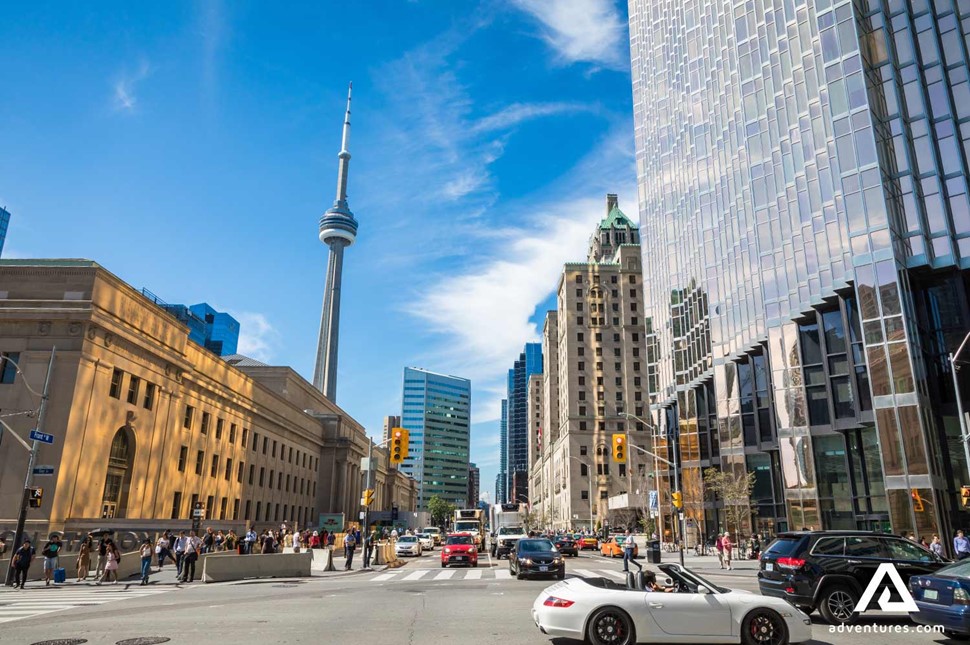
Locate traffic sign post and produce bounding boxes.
[28,430,54,444]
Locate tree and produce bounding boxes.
[428,495,456,527]
[703,467,756,538]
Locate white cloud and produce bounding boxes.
[232,312,280,363]
[509,0,628,69]
[472,101,596,133]
[112,61,152,112]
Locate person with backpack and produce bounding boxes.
[41,535,62,586]
[344,530,357,570]
[12,539,34,589]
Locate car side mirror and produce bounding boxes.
[697,585,711,595]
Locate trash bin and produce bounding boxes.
[648,540,661,564]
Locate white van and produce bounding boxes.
[423,527,442,546]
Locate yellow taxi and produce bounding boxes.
[600,535,639,558]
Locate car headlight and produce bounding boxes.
[443,547,451,554]
[520,558,532,565]
[553,557,563,564]
[470,547,477,554]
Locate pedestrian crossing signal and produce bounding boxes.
[962,486,970,507]
[28,487,43,508]
[390,428,409,464]
[612,434,626,463]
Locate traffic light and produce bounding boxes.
[28,487,43,508]
[912,488,925,512]
[671,491,683,509]
[962,486,970,508]
[390,427,409,464]
[611,433,626,463]
[361,489,375,507]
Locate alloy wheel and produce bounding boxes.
[590,611,630,645]
[827,590,855,622]
[748,612,784,645]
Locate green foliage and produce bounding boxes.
[428,495,456,526]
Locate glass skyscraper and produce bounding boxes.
[630,0,970,542]
[400,367,472,509]
[505,343,542,503]
[0,207,9,258]
[498,398,509,503]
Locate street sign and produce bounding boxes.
[192,508,206,519]
[359,511,365,520]
[32,465,54,476]
[29,430,54,444]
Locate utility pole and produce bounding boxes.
[949,330,970,482]
[4,348,55,587]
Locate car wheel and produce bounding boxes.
[818,586,858,625]
[586,606,635,645]
[473,562,478,568]
[741,609,788,645]
[441,563,446,568]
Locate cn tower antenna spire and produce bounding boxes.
[335,82,352,207]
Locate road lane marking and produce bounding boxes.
[433,570,456,581]
[402,570,428,581]
[599,570,627,580]
[573,569,600,578]
[371,573,396,582]
[494,570,511,580]
[464,570,482,580]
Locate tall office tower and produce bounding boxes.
[505,343,543,504]
[382,415,402,445]
[467,462,480,508]
[498,398,509,502]
[313,84,359,401]
[0,207,9,258]
[400,367,471,509]
[630,0,970,541]
[531,195,649,530]
[141,290,240,357]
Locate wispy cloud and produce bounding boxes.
[112,61,152,112]
[472,101,596,133]
[509,0,628,69]
[233,312,280,363]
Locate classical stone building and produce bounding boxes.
[0,260,415,542]
[528,196,653,531]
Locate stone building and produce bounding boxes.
[0,259,415,543]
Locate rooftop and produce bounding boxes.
[599,205,637,230]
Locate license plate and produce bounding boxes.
[539,566,548,572]
[765,563,773,572]
[924,589,938,601]
[456,556,465,561]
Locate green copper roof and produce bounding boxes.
[600,205,635,230]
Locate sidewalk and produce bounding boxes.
[658,550,760,576]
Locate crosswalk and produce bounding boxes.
[364,567,629,584]
[0,585,176,624]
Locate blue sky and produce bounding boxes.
[0,0,636,501]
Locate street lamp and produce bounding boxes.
[620,410,685,567]
[949,331,970,481]
[569,456,595,533]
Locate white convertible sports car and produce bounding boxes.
[532,564,812,645]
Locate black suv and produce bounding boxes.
[758,530,947,625]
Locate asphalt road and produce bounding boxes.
[0,548,957,645]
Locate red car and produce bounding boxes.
[441,532,478,568]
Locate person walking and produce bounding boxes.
[178,531,202,583]
[931,534,945,557]
[344,530,357,570]
[95,535,108,578]
[76,536,92,582]
[41,535,62,586]
[715,533,725,568]
[12,540,34,589]
[261,531,276,554]
[722,532,734,570]
[140,538,153,585]
[202,527,215,554]
[97,539,120,585]
[956,530,970,560]
[174,531,187,576]
[622,529,641,573]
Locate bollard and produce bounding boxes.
[323,546,336,572]
[372,541,385,566]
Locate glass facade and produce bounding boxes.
[505,343,543,503]
[189,303,240,356]
[630,0,970,543]
[0,207,9,258]
[400,366,472,509]
[498,398,509,503]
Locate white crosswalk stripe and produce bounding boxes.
[598,569,628,580]
[573,568,600,578]
[364,565,630,585]
[0,586,175,624]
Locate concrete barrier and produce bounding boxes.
[201,551,312,583]
[0,550,143,583]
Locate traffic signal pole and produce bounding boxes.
[626,440,684,567]
[4,348,55,587]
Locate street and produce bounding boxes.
[0,550,955,645]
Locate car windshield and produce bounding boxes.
[518,539,555,553]
[498,527,524,535]
[446,536,472,546]
[417,534,429,539]
[424,528,439,534]
[398,536,417,543]
[937,560,970,578]
[763,536,803,556]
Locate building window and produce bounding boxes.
[277,471,283,488]
[220,497,228,520]
[237,461,244,483]
[0,352,20,384]
[241,427,249,446]
[215,418,224,440]
[142,383,155,410]
[259,467,265,487]
[576,289,582,297]
[577,332,584,341]
[245,500,252,520]
[578,391,586,400]
[171,492,182,520]
[581,490,589,500]
[272,440,277,458]
[255,501,261,521]
[619,464,626,477]
[578,376,586,386]
[630,289,637,297]
[232,498,240,520]
[576,275,582,283]
[206,495,214,516]
[576,302,584,312]
[249,464,255,485]
[577,316,584,325]
[201,411,210,435]
[579,421,588,430]
[229,423,237,443]
[126,376,140,405]
[629,275,637,284]
[177,446,188,472]
[109,368,124,399]
[262,437,268,454]
[195,450,204,475]
[580,445,588,455]
[600,490,609,499]
[225,457,232,481]
[183,405,195,430]
[580,464,588,476]
[579,405,587,415]
[210,454,219,477]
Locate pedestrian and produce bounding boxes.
[245,527,257,554]
[908,532,918,542]
[344,530,357,570]
[76,536,92,582]
[327,532,335,548]
[920,536,930,549]
[202,527,215,554]
[955,530,970,560]
[140,538,153,585]
[931,534,944,558]
[12,539,34,589]
[391,527,399,539]
[96,535,108,577]
[715,533,725,569]
[97,539,120,585]
[41,534,62,586]
[226,530,237,552]
[622,529,641,573]
[364,526,379,568]
[174,531,187,575]
[293,531,302,554]
[261,531,276,554]
[722,532,733,570]
[179,531,202,583]
[155,534,170,569]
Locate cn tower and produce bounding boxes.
[312,83,358,400]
